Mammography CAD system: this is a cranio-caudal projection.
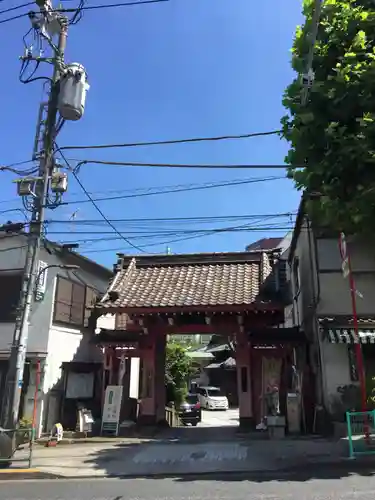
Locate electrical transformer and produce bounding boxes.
[58,63,89,121]
[51,172,68,193]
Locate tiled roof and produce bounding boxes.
[98,253,272,311]
[246,237,283,252]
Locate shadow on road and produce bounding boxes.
[79,431,375,483]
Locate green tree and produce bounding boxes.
[282,0,375,233]
[165,342,193,406]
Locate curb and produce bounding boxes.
[0,469,61,481]
[35,438,157,446]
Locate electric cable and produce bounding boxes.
[71,171,152,253]
[47,212,297,225]
[0,164,39,176]
[61,0,169,14]
[0,10,28,23]
[0,208,28,221]
[57,148,151,253]
[0,1,33,15]
[41,226,295,236]
[70,159,290,172]
[81,225,293,254]
[0,245,28,254]
[0,172,285,206]
[59,176,285,206]
[69,0,84,25]
[58,130,282,152]
[0,0,169,24]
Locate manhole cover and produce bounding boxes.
[190,451,206,460]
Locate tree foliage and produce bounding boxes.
[282,0,375,233]
[165,342,193,405]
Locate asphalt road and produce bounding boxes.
[1,472,375,499]
[200,408,239,428]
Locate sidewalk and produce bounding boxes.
[7,436,354,478]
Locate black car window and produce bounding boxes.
[186,394,198,404]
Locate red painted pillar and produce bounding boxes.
[235,326,253,429]
[154,330,166,424]
[139,336,156,425]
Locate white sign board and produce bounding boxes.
[101,385,123,435]
[35,260,48,301]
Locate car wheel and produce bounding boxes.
[192,422,198,427]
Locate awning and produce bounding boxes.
[327,328,375,344]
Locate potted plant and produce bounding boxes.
[330,384,361,437]
[16,418,33,448]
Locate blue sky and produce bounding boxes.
[0,0,304,268]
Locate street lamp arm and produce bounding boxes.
[35,263,79,287]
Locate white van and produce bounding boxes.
[197,386,229,410]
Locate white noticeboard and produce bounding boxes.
[101,385,123,436]
[35,260,48,301]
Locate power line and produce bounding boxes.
[47,211,296,224]
[41,226,294,236]
[0,0,169,24]
[0,175,283,206]
[71,171,151,253]
[60,176,284,206]
[0,2,33,15]
[61,0,169,14]
[71,159,290,171]
[58,130,282,152]
[0,245,28,254]
[80,225,292,254]
[0,10,27,23]
[58,149,150,253]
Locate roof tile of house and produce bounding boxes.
[98,252,273,311]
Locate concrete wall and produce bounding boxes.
[289,218,319,333]
[289,225,375,411]
[317,237,375,316]
[320,342,353,412]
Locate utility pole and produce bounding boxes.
[2,0,88,429]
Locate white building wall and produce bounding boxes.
[320,342,355,412]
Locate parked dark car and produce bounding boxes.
[178,393,201,426]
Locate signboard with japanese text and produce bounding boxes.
[101,385,123,435]
[35,260,48,301]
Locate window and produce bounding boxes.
[0,273,22,322]
[207,388,225,397]
[292,257,300,297]
[186,394,199,405]
[54,277,99,328]
[54,276,86,326]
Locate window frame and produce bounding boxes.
[292,257,300,298]
[53,275,86,328]
[84,285,98,327]
[0,272,23,322]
